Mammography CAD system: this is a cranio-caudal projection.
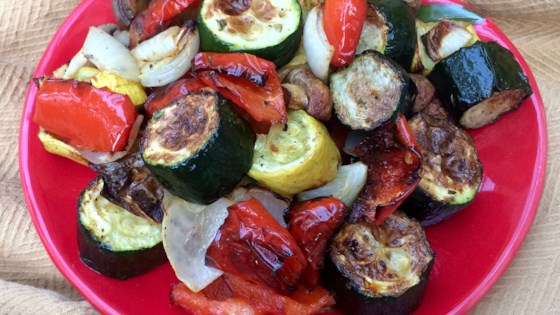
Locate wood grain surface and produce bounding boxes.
[1,0,558,313]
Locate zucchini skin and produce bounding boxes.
[142,93,255,205]
[367,0,417,70]
[324,259,433,315]
[77,179,167,280]
[400,188,469,227]
[428,41,532,126]
[197,2,303,68]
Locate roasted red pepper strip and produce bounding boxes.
[193,52,286,134]
[172,273,335,315]
[129,0,199,46]
[206,198,306,294]
[323,0,367,67]
[170,282,263,315]
[350,114,422,225]
[33,79,137,152]
[144,77,206,118]
[286,197,348,287]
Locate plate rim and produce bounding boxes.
[18,0,548,314]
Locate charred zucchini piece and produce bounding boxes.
[331,51,416,131]
[356,0,416,69]
[198,0,302,67]
[326,211,435,315]
[141,90,255,204]
[428,41,532,129]
[78,177,166,280]
[400,112,483,226]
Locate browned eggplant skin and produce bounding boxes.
[325,211,434,315]
[90,152,165,223]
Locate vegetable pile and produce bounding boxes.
[33,0,533,314]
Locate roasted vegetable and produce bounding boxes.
[143,77,206,118]
[75,67,147,107]
[37,128,89,166]
[141,90,255,204]
[286,197,348,287]
[206,198,307,294]
[429,41,533,129]
[229,186,291,227]
[248,110,340,196]
[297,162,368,207]
[303,5,334,81]
[78,177,166,280]
[112,0,150,28]
[409,73,435,113]
[282,66,333,121]
[129,0,198,47]
[355,0,416,70]
[326,211,435,315]
[90,152,165,224]
[350,115,421,225]
[323,0,367,67]
[331,50,416,131]
[193,52,287,134]
[198,0,303,67]
[33,79,138,152]
[400,111,483,226]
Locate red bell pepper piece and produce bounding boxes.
[286,197,348,287]
[130,0,199,46]
[193,52,286,134]
[171,273,335,315]
[323,0,367,67]
[144,77,206,118]
[350,114,422,225]
[170,282,263,315]
[206,198,306,294]
[33,79,137,152]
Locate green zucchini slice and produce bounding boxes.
[400,112,483,226]
[198,0,302,67]
[78,177,166,280]
[141,90,255,205]
[326,211,434,315]
[428,41,532,129]
[356,0,416,70]
[330,51,416,131]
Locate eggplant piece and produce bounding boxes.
[78,177,166,279]
[349,115,422,225]
[90,152,165,223]
[400,111,483,226]
[428,41,533,129]
[326,211,435,315]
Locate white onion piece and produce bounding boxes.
[297,162,368,207]
[63,50,94,80]
[98,23,119,35]
[131,26,183,63]
[113,30,131,48]
[80,115,144,164]
[83,26,140,82]
[137,26,200,87]
[162,192,230,292]
[229,187,290,227]
[303,6,334,82]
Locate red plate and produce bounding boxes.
[19,0,547,314]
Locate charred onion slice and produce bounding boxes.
[90,152,165,224]
[330,51,416,131]
[400,112,483,226]
[327,211,434,315]
[141,90,255,204]
[350,115,421,225]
